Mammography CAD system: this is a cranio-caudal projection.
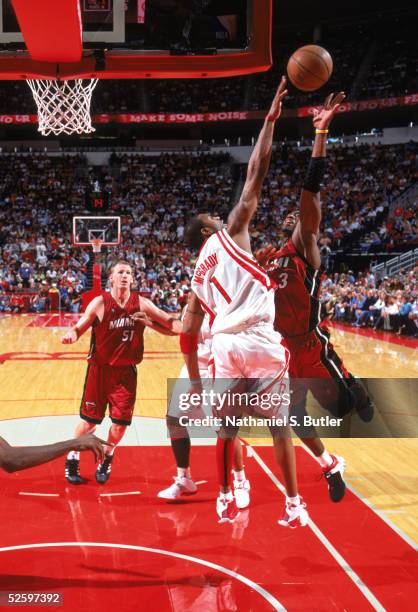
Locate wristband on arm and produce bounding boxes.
[303,156,326,193]
[180,332,199,354]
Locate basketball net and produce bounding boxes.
[90,238,103,254]
[26,78,98,136]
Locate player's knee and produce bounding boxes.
[268,423,291,439]
[166,415,189,439]
[77,421,96,436]
[218,425,238,440]
[110,423,127,436]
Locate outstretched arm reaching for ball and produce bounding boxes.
[0,433,112,473]
[131,297,183,335]
[292,91,345,269]
[227,77,288,253]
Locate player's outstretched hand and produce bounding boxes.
[267,76,288,122]
[313,92,346,130]
[129,311,154,327]
[255,244,281,268]
[61,329,78,344]
[73,434,114,463]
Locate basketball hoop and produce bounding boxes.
[90,238,103,254]
[26,78,98,136]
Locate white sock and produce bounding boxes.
[316,450,333,469]
[232,469,246,481]
[67,451,79,460]
[286,494,300,506]
[177,467,188,478]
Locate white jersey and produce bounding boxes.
[192,229,275,335]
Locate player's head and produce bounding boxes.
[110,260,133,290]
[282,210,300,236]
[184,213,225,250]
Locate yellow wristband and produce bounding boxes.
[315,129,329,134]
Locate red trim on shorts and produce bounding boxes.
[210,275,232,303]
[217,231,272,289]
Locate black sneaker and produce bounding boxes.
[65,458,84,485]
[323,455,346,503]
[350,380,374,423]
[96,454,113,484]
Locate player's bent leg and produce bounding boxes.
[291,398,347,503]
[158,416,197,500]
[347,378,374,423]
[65,420,97,485]
[269,425,309,528]
[232,439,250,509]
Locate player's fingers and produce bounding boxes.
[95,445,105,463]
[333,91,346,107]
[324,93,333,109]
[93,436,112,445]
[277,75,287,93]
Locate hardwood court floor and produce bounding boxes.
[0,313,417,544]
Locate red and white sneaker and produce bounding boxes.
[233,478,250,509]
[278,498,309,528]
[216,492,240,523]
[323,455,346,503]
[157,476,197,500]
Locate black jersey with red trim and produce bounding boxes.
[266,239,322,338]
[88,292,145,366]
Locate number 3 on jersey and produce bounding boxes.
[122,330,134,342]
[277,272,288,289]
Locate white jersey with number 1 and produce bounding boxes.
[191,228,276,335]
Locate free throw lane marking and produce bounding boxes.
[99,491,141,497]
[247,443,386,612]
[19,492,60,497]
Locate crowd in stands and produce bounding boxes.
[320,268,418,338]
[357,22,418,100]
[0,144,416,337]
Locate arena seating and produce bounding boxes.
[0,143,416,330]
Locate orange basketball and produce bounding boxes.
[287,45,333,92]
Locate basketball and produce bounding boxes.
[287,45,333,91]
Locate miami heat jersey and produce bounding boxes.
[266,239,322,338]
[88,292,145,366]
[191,228,275,334]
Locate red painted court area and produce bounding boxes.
[0,446,416,611]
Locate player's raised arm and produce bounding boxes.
[292,92,345,269]
[137,297,183,335]
[227,77,288,251]
[61,295,103,344]
[180,291,205,387]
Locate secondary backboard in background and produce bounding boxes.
[0,0,272,79]
[73,216,121,247]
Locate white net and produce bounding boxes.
[90,239,103,254]
[26,78,99,136]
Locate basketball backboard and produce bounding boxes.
[0,0,272,79]
[73,216,121,247]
